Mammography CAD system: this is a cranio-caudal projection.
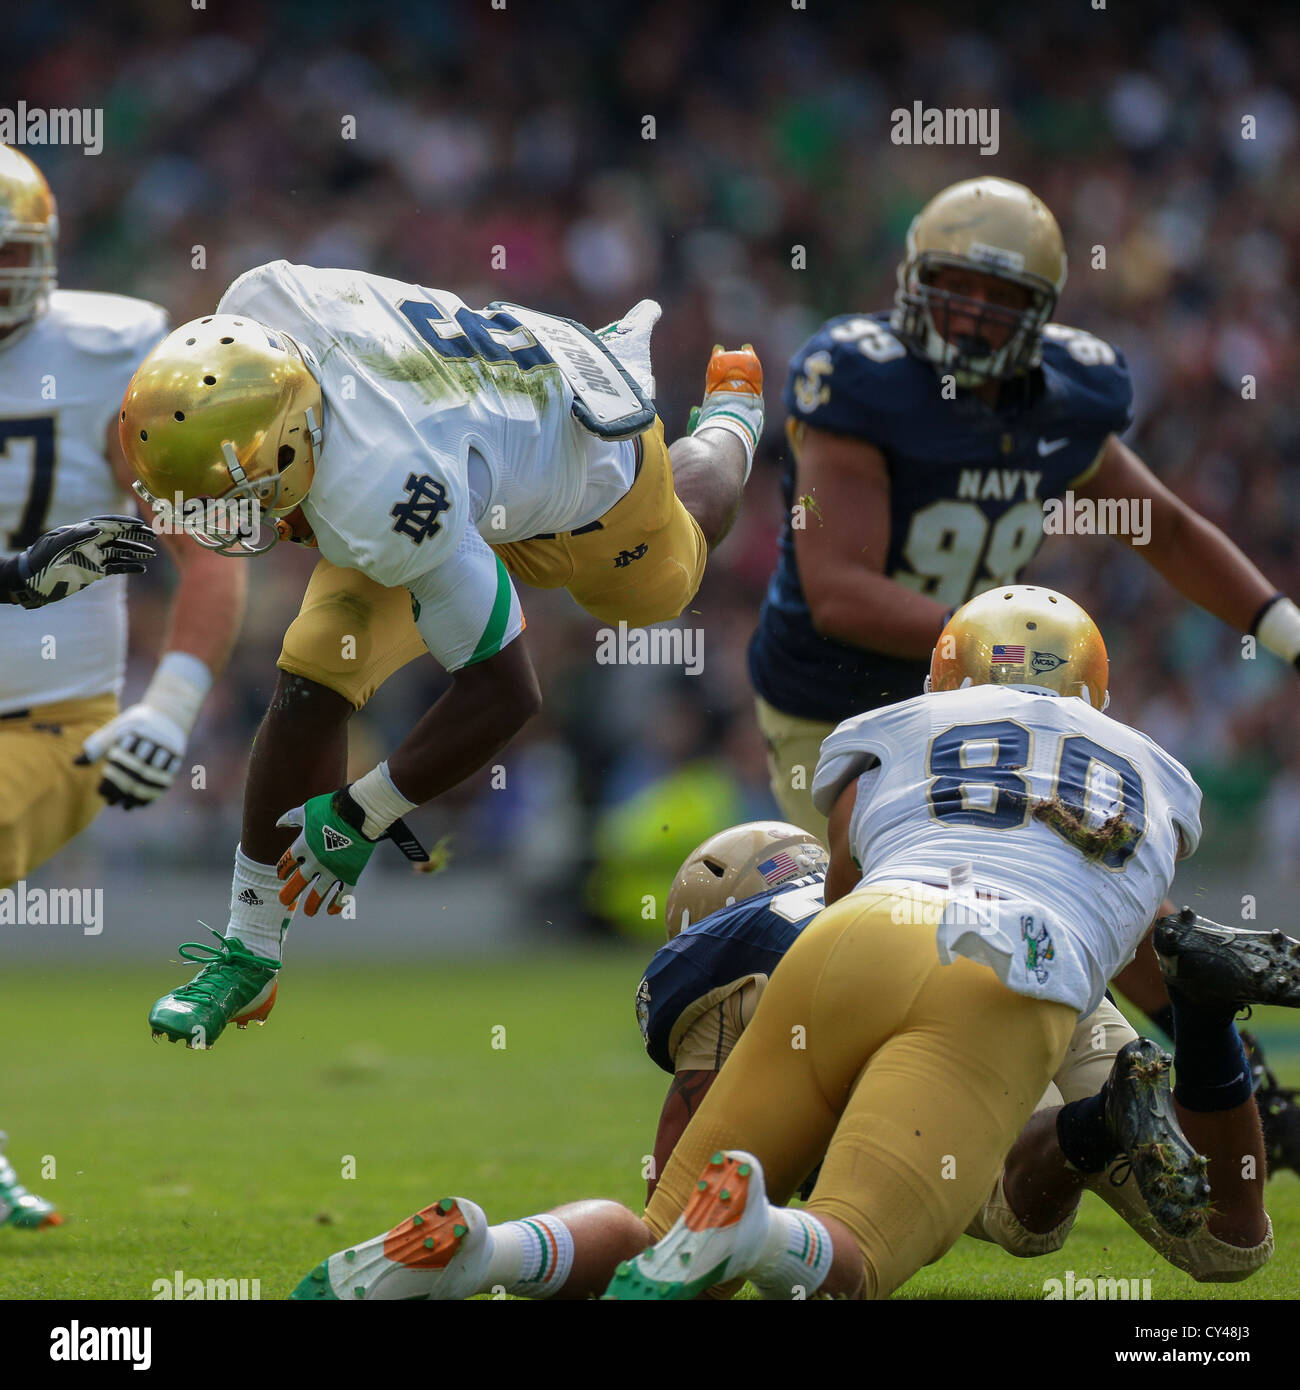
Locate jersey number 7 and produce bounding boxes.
[1,416,56,549]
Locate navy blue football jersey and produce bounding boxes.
[748,313,1134,723]
[636,874,826,1074]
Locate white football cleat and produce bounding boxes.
[603,1150,771,1300]
[292,1197,491,1300]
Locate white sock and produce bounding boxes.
[483,1215,575,1299]
[749,1207,834,1300]
[693,390,764,478]
[224,846,289,962]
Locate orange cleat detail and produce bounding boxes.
[681,1152,754,1233]
[233,978,278,1028]
[382,1199,473,1270]
[705,344,763,398]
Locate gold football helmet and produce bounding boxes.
[929,585,1109,709]
[119,315,323,555]
[0,145,58,329]
[893,177,1066,388]
[665,821,828,939]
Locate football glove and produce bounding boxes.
[76,651,212,810]
[1,514,156,609]
[276,790,378,917]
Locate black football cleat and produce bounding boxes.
[1240,1031,1300,1180]
[1153,908,1300,1011]
[1106,1038,1210,1240]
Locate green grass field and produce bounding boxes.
[1,949,1298,1301]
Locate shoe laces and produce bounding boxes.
[170,929,272,1004]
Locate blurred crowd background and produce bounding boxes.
[8,0,1300,936]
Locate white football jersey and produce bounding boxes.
[812,685,1202,1014]
[217,262,639,671]
[0,291,169,713]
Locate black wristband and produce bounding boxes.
[1248,592,1286,638]
[330,785,373,840]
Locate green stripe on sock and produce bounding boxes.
[698,407,759,446]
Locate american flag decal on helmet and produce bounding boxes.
[991,644,1026,663]
[758,851,800,885]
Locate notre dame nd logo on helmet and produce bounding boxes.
[390,473,451,544]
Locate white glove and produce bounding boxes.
[77,651,211,809]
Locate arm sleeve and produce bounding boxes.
[406,522,524,673]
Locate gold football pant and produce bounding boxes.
[642,884,1077,1299]
[279,418,708,708]
[753,696,836,835]
[0,694,117,888]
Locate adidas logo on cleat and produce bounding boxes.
[236,889,263,906]
[322,825,352,851]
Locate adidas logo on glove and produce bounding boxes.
[322,825,353,852]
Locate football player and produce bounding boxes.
[746,175,1300,1165]
[118,260,764,1049]
[0,513,156,1232]
[292,587,1293,1300]
[0,145,245,1226]
[638,819,1276,1283]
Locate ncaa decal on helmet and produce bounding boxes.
[929,585,1109,711]
[892,176,1066,389]
[0,145,58,330]
[119,315,324,556]
[666,821,828,938]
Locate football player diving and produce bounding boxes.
[0,146,245,1227]
[118,259,765,1049]
[290,586,1300,1300]
[746,174,1300,1172]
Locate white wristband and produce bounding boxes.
[142,651,212,737]
[350,760,419,840]
[1255,597,1300,664]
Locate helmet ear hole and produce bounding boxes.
[277,446,295,471]
[703,859,726,878]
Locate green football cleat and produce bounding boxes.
[0,1134,61,1230]
[148,928,280,1050]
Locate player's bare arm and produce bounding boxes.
[823,778,860,905]
[73,424,247,810]
[648,1069,718,1201]
[1079,434,1281,642]
[792,423,949,660]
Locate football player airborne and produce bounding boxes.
[0,145,245,1228]
[117,259,764,1049]
[290,586,1300,1300]
[746,174,1300,1170]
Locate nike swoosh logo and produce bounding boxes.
[1037,437,1069,457]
